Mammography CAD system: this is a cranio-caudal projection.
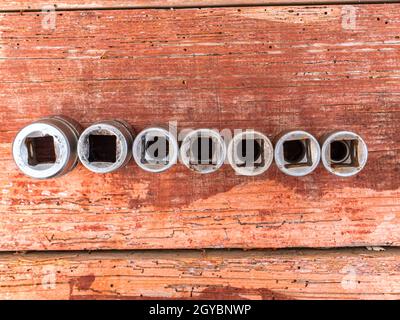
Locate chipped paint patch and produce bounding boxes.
[41,190,52,196]
[66,49,107,60]
[369,213,398,243]
[239,7,338,24]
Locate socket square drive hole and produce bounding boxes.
[283,139,312,168]
[330,139,359,167]
[25,135,56,166]
[142,135,170,164]
[237,139,263,167]
[190,137,216,165]
[88,135,117,163]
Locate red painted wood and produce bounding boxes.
[0,249,399,300]
[1,0,394,11]
[0,5,399,251]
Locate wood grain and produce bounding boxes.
[0,5,399,251]
[2,0,397,11]
[0,249,399,300]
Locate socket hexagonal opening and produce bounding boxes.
[330,139,359,168]
[88,134,117,163]
[141,135,170,165]
[283,139,312,168]
[25,135,56,166]
[236,138,264,168]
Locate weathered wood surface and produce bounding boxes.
[0,249,398,300]
[0,5,399,251]
[2,0,396,11]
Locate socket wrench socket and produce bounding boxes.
[13,116,82,179]
[320,130,368,177]
[274,130,321,177]
[227,130,274,176]
[133,127,178,173]
[78,120,134,174]
[180,129,226,174]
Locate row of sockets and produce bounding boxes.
[12,116,368,179]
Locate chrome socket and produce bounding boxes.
[78,120,134,174]
[133,127,178,173]
[12,116,82,179]
[227,130,274,176]
[180,129,226,174]
[274,130,321,177]
[320,130,368,177]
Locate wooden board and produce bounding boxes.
[0,249,399,300]
[1,0,400,301]
[1,5,399,251]
[1,0,396,11]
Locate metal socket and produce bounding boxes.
[133,127,178,173]
[274,130,321,177]
[227,130,274,176]
[12,116,82,179]
[320,130,368,177]
[180,129,226,174]
[78,120,134,174]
